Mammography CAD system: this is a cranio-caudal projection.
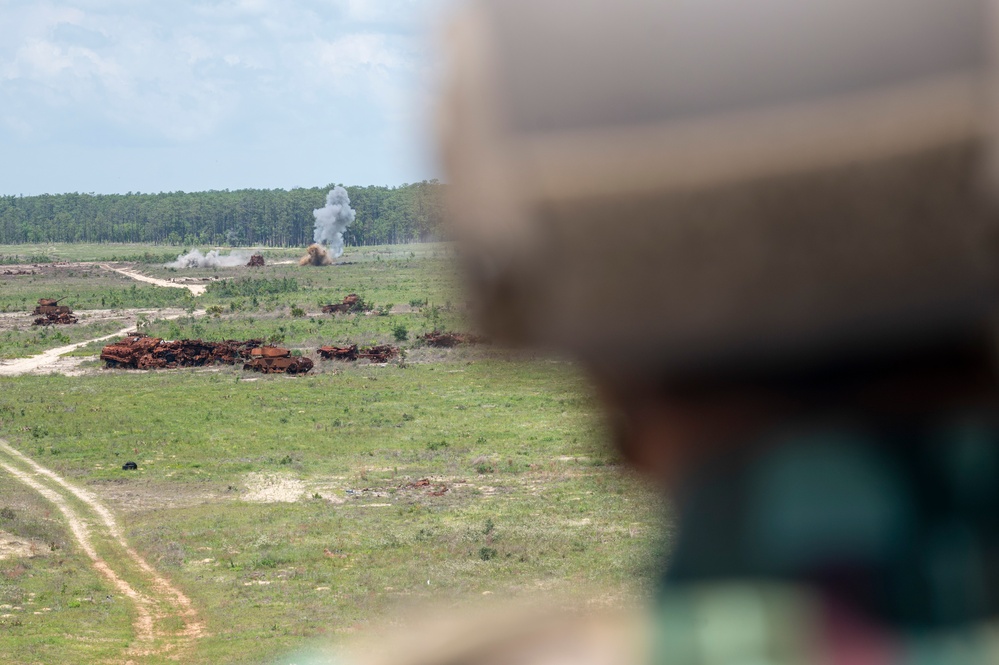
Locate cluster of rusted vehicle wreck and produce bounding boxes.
[65,289,487,374]
[100,335,318,374]
[98,335,409,374]
[32,298,78,326]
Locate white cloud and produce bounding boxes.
[0,0,450,193]
[316,33,410,83]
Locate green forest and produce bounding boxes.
[0,181,446,247]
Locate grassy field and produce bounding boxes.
[0,243,664,665]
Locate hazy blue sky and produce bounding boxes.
[0,0,450,195]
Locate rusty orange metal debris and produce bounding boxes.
[242,346,314,374]
[100,335,262,369]
[317,343,398,363]
[359,345,399,363]
[321,294,368,314]
[32,298,78,326]
[317,345,359,361]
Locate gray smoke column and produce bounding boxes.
[167,249,249,269]
[312,186,356,258]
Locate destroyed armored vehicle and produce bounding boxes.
[318,344,359,361]
[317,344,399,363]
[359,345,399,363]
[32,298,78,325]
[100,335,262,369]
[321,294,368,314]
[243,346,314,374]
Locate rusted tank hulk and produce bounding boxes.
[32,298,78,326]
[100,335,263,369]
[243,346,314,374]
[321,294,368,314]
[317,343,398,363]
[359,345,399,363]
[247,254,265,267]
[34,298,72,315]
[318,345,359,361]
[34,297,64,311]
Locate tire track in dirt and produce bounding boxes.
[0,439,206,660]
[100,264,207,296]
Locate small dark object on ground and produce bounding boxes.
[419,331,488,348]
[318,344,359,361]
[100,334,263,369]
[321,294,369,314]
[247,254,265,267]
[122,461,138,470]
[242,346,314,374]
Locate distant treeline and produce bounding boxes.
[0,181,446,247]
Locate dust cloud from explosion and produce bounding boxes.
[166,186,356,269]
[301,186,356,266]
[167,249,249,269]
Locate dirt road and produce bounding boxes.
[0,310,204,377]
[0,326,136,377]
[0,439,205,659]
[100,264,207,296]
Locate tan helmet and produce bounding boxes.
[440,0,999,378]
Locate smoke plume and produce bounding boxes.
[312,186,356,258]
[300,244,333,267]
[167,249,249,270]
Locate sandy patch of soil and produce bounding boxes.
[0,529,48,560]
[241,473,306,503]
[94,480,226,514]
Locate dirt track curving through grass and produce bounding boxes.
[0,325,137,377]
[0,439,206,660]
[100,264,207,296]
[0,310,204,377]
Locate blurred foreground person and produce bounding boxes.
[438,0,999,662]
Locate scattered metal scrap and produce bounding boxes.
[247,254,265,267]
[242,346,314,374]
[100,335,263,370]
[321,294,369,314]
[32,298,78,326]
[406,478,451,496]
[418,331,487,348]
